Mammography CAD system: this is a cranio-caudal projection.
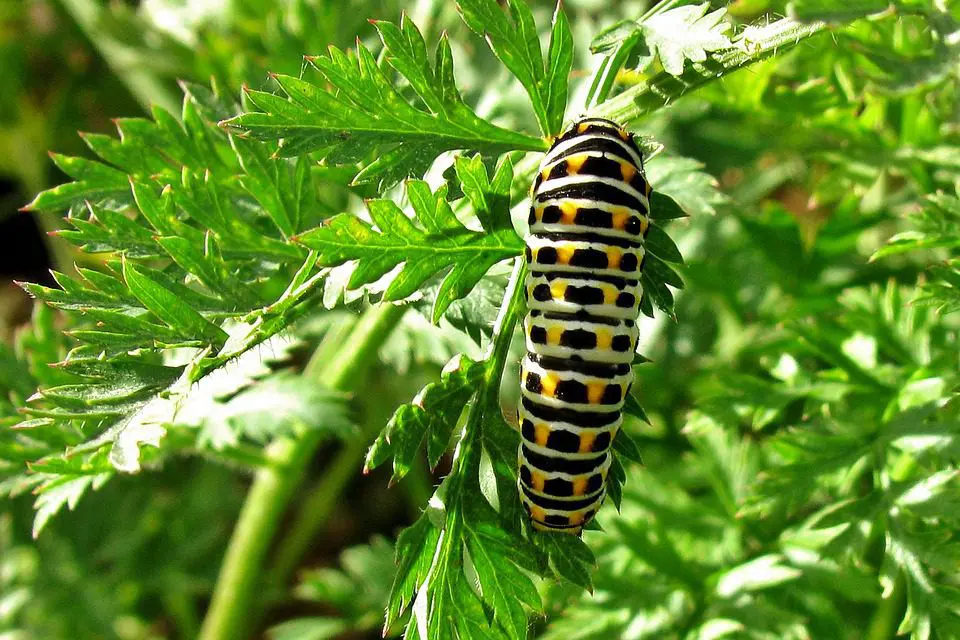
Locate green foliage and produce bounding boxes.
[222,15,545,187]
[3,82,358,535]
[268,536,396,639]
[874,191,960,314]
[298,156,522,321]
[593,2,732,76]
[457,0,573,135]
[3,1,960,640]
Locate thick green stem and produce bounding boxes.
[264,432,372,596]
[198,302,408,640]
[589,18,827,124]
[58,0,181,114]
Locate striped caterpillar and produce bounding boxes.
[517,117,650,534]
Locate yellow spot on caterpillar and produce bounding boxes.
[541,168,550,182]
[607,248,622,269]
[566,155,587,174]
[612,210,631,231]
[579,432,597,453]
[535,424,551,447]
[640,217,650,234]
[550,282,566,301]
[534,205,545,221]
[547,325,563,345]
[540,374,557,397]
[587,383,605,405]
[645,182,652,197]
[531,472,545,493]
[618,128,630,141]
[530,505,546,521]
[559,201,578,224]
[577,122,590,134]
[596,330,612,350]
[556,245,574,265]
[572,477,588,496]
[603,286,618,305]
[620,162,637,183]
[568,511,584,526]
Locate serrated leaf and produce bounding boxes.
[386,515,442,631]
[194,373,355,447]
[122,259,229,346]
[366,354,484,481]
[612,428,644,465]
[641,3,732,76]
[457,0,572,135]
[222,18,544,185]
[647,155,726,218]
[32,472,111,537]
[465,520,542,637]
[297,175,522,317]
[536,532,596,591]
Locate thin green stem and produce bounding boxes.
[866,572,907,640]
[589,18,827,124]
[482,257,527,400]
[58,0,181,115]
[197,302,408,640]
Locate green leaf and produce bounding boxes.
[642,3,732,76]
[386,515,442,631]
[591,3,732,77]
[612,428,644,465]
[190,373,355,448]
[365,354,484,482]
[465,519,542,637]
[544,4,574,135]
[32,472,111,538]
[296,164,522,318]
[647,155,726,218]
[222,16,544,185]
[714,554,802,597]
[457,0,572,135]
[232,137,314,237]
[267,618,348,640]
[535,532,596,592]
[122,259,229,346]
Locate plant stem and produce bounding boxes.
[589,18,827,124]
[198,302,408,640]
[264,429,374,596]
[58,0,181,115]
[482,257,527,401]
[866,572,907,640]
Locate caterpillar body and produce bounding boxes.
[518,117,651,535]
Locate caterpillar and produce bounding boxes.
[518,117,650,535]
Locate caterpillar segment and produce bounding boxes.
[519,117,649,535]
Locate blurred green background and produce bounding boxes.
[2,0,960,639]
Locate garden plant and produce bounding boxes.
[1,0,959,638]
